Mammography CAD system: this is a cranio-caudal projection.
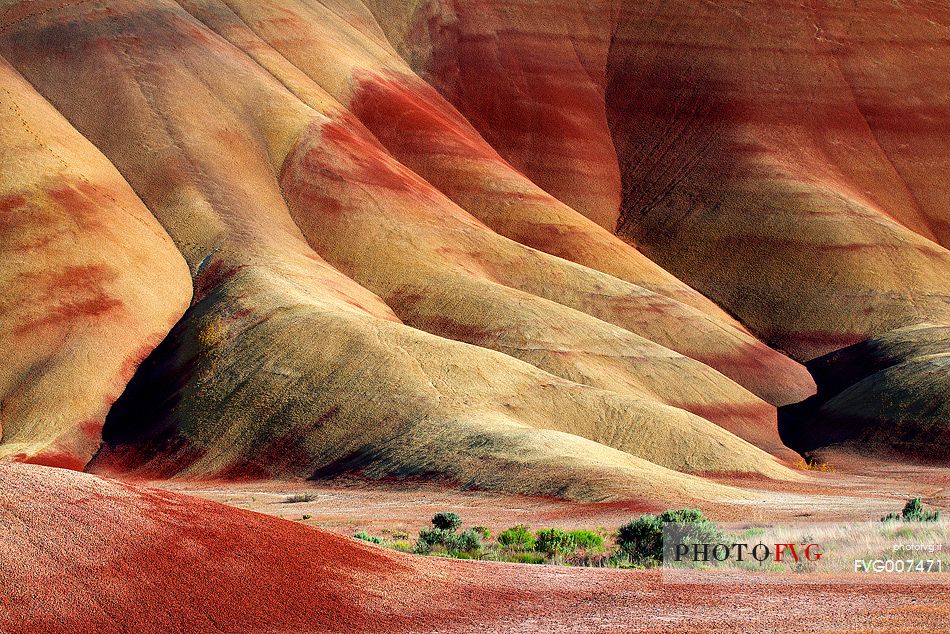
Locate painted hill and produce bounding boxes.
[0,0,947,495]
[365,0,950,462]
[0,55,191,468]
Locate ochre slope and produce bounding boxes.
[183,0,815,408]
[92,266,788,495]
[0,0,795,498]
[280,113,788,453]
[363,0,950,463]
[0,56,191,468]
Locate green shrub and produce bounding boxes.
[509,552,546,564]
[617,508,720,565]
[882,498,940,522]
[568,529,604,551]
[471,525,491,539]
[535,528,573,555]
[616,515,662,563]
[431,512,463,531]
[498,524,536,550]
[415,526,482,555]
[454,528,484,552]
[354,530,383,544]
[415,527,455,553]
[391,540,413,553]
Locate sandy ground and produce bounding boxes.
[168,462,950,537]
[4,462,950,633]
[145,463,950,632]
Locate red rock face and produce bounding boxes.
[371,0,950,459]
[402,0,622,229]
[392,0,950,361]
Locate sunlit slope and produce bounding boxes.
[0,0,797,498]
[188,0,815,408]
[0,56,191,468]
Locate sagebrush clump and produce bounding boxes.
[353,509,724,569]
[431,512,463,531]
[568,529,604,551]
[617,508,720,565]
[535,528,573,555]
[354,530,383,544]
[498,524,535,550]
[882,497,940,523]
[413,512,482,555]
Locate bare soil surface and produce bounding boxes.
[5,462,950,633]
[146,464,950,632]
[169,462,950,536]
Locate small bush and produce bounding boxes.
[284,493,318,504]
[431,512,463,531]
[471,525,491,539]
[882,497,940,522]
[354,530,383,544]
[302,514,312,520]
[617,509,720,565]
[454,528,484,552]
[391,530,410,541]
[415,526,482,555]
[415,527,456,553]
[498,524,536,550]
[616,515,662,563]
[535,528,573,555]
[391,540,413,553]
[568,529,604,551]
[795,457,833,472]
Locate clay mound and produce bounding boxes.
[807,324,950,399]
[279,114,789,453]
[0,0,802,499]
[782,324,950,462]
[0,461,400,633]
[92,266,787,499]
[374,0,950,361]
[0,56,191,468]
[3,461,607,633]
[190,0,815,408]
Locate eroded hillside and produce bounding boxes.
[1,0,947,500]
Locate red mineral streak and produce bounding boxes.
[13,264,123,335]
[15,450,87,472]
[350,69,507,165]
[674,401,796,461]
[409,2,622,225]
[0,192,26,215]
